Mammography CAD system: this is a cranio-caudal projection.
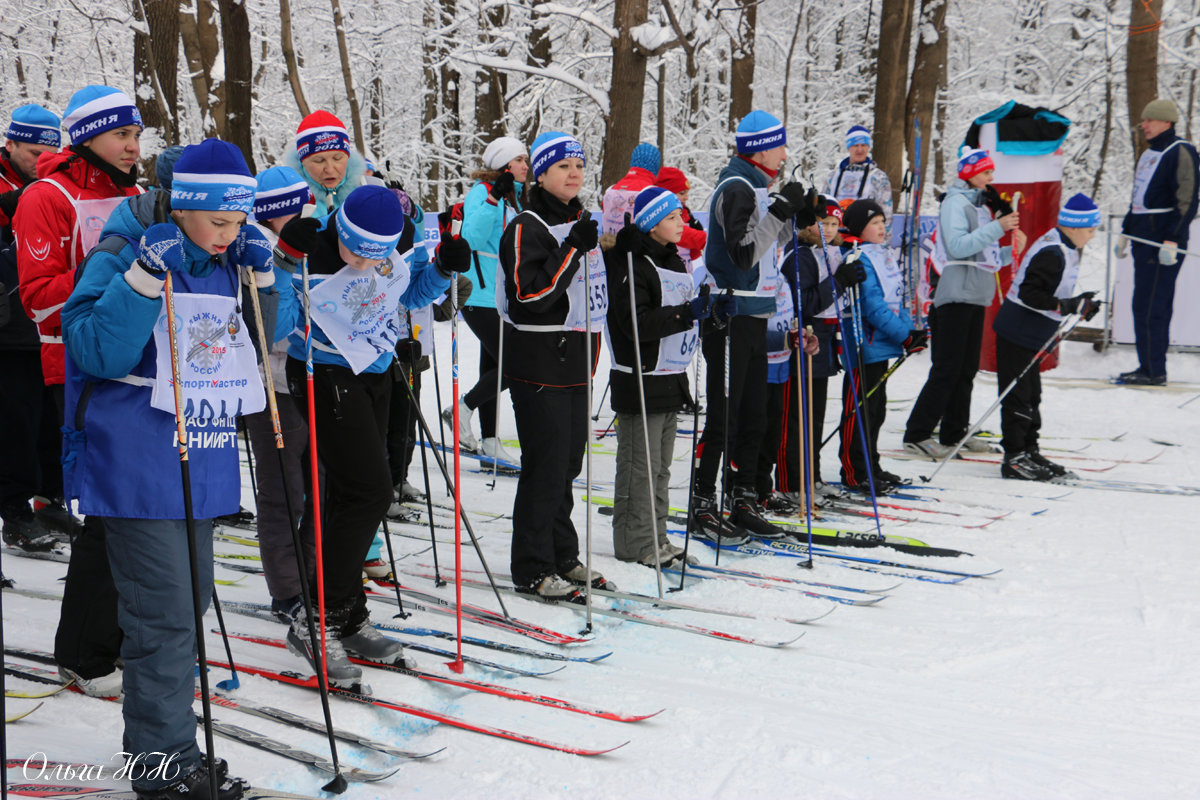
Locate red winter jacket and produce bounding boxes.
[13,149,142,385]
[678,205,706,261]
[0,154,23,229]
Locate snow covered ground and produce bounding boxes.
[5,325,1200,800]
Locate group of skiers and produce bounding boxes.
[1,79,1196,800]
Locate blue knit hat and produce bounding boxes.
[530,131,585,181]
[155,145,185,191]
[62,86,141,144]
[169,139,256,215]
[632,187,681,233]
[735,110,786,154]
[336,185,404,260]
[845,125,871,149]
[7,104,61,146]
[254,165,311,221]
[630,142,661,175]
[1058,193,1100,228]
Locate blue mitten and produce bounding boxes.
[232,225,276,287]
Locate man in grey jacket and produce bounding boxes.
[903,148,1023,458]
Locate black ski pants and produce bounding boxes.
[0,349,61,509]
[996,335,1042,456]
[461,306,510,440]
[838,360,889,487]
[905,302,985,445]
[695,316,768,497]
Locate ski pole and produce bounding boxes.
[716,302,731,567]
[209,587,239,691]
[378,519,409,619]
[429,323,448,474]
[245,260,346,794]
[406,369,443,586]
[1120,233,1200,259]
[592,379,610,421]
[581,236,595,634]
[448,227,464,674]
[161,272,220,800]
[920,313,1084,484]
[399,318,439,568]
[625,250,664,598]
[803,332,816,566]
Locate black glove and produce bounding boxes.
[688,284,712,321]
[768,182,806,221]
[0,185,24,219]
[1058,291,1096,317]
[793,186,820,229]
[903,329,928,354]
[687,215,704,231]
[565,215,599,252]
[275,216,321,268]
[395,337,421,364]
[438,235,473,273]
[982,185,1013,216]
[713,289,738,324]
[833,258,865,290]
[615,219,648,258]
[488,171,515,202]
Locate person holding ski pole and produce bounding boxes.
[837,199,926,494]
[993,193,1102,480]
[605,186,715,570]
[60,138,270,800]
[1114,99,1199,386]
[275,185,461,683]
[904,147,1024,459]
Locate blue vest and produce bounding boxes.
[63,264,242,520]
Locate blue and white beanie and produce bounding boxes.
[1058,193,1100,228]
[62,86,141,144]
[254,165,311,221]
[530,131,585,181]
[7,104,61,147]
[632,187,681,233]
[335,185,404,260]
[736,110,786,154]
[170,139,256,215]
[845,125,871,149]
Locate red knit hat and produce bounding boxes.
[654,167,690,194]
[296,110,350,161]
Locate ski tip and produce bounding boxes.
[579,739,631,756]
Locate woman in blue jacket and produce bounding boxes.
[836,199,925,494]
[447,135,528,461]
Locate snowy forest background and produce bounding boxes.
[1,0,1196,217]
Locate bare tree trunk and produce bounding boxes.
[1126,0,1162,160]
[369,74,384,160]
[7,28,28,100]
[872,0,916,196]
[1092,0,1119,198]
[904,0,946,208]
[521,0,553,142]
[934,81,948,189]
[44,14,62,101]
[421,0,441,210]
[179,0,223,138]
[727,0,757,130]
[439,0,461,198]
[1185,0,1198,140]
[475,4,509,146]
[330,0,366,154]
[602,0,650,189]
[279,0,311,118]
[217,0,255,171]
[656,60,666,157]
[133,0,180,147]
[781,3,805,131]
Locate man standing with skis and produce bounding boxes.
[1115,99,1199,386]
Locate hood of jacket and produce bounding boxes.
[944,178,984,207]
[285,149,367,218]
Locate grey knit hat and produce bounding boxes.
[1141,98,1179,123]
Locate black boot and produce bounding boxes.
[728,488,786,540]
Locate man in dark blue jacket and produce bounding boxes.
[691,110,816,543]
[1117,98,1199,386]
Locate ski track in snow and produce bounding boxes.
[4,335,1200,800]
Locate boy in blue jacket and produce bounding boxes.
[61,139,272,800]
[837,199,926,494]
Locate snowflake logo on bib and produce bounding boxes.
[185,311,232,372]
[343,275,378,325]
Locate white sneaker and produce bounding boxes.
[59,665,122,698]
[479,437,518,466]
[441,403,478,452]
[903,439,952,460]
[961,435,995,453]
